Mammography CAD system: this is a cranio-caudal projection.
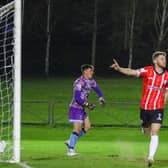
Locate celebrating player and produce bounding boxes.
[65,64,105,156]
[110,51,168,167]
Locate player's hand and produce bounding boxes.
[84,102,96,110]
[99,97,106,107]
[109,59,120,71]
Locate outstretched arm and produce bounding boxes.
[92,85,106,106]
[92,85,103,98]
[74,90,96,110]
[110,59,137,77]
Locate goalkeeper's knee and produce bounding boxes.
[85,124,91,132]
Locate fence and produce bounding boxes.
[22,100,55,126]
[22,100,168,128]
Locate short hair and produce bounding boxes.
[152,51,167,60]
[81,64,94,73]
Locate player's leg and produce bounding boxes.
[140,109,150,136]
[68,122,82,151]
[148,123,161,162]
[67,122,82,156]
[68,115,90,153]
[148,110,163,167]
[78,115,91,138]
[66,107,84,156]
[142,127,150,137]
[84,116,91,132]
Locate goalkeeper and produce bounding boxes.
[65,64,105,156]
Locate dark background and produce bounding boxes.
[2,0,168,76]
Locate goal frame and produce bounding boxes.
[13,0,21,163]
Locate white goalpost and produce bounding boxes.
[0,0,21,163]
[14,0,21,163]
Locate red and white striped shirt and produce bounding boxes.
[136,66,168,110]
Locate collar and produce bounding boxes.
[154,67,165,76]
[81,75,92,81]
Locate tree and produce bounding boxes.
[122,0,138,68]
[45,0,51,76]
[128,0,137,68]
[124,12,129,51]
[70,0,99,67]
[154,0,168,50]
[91,0,98,66]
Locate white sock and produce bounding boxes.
[148,135,159,160]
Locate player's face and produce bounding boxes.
[154,55,166,69]
[84,68,94,79]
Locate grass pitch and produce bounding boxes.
[2,126,168,168]
[1,77,168,168]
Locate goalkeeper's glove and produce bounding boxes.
[99,97,106,106]
[84,102,96,110]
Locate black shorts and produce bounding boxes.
[140,109,164,128]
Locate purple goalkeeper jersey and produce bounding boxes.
[70,76,103,110]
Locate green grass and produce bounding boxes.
[22,77,168,125]
[2,126,168,168]
[1,77,168,167]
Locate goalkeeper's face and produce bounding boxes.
[153,54,166,69]
[83,68,94,79]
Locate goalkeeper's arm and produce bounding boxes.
[75,91,96,110]
[110,59,137,77]
[92,85,106,106]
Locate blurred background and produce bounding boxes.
[1,1,168,167]
[1,0,168,127]
[22,0,168,76]
[21,0,168,127]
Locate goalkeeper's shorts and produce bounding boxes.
[69,107,87,123]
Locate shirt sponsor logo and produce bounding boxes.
[147,86,163,91]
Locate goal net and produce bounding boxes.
[0,0,21,163]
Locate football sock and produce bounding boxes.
[148,135,159,159]
[69,132,79,150]
[79,128,86,138]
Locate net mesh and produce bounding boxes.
[0,1,14,161]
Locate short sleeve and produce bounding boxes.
[136,67,150,78]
